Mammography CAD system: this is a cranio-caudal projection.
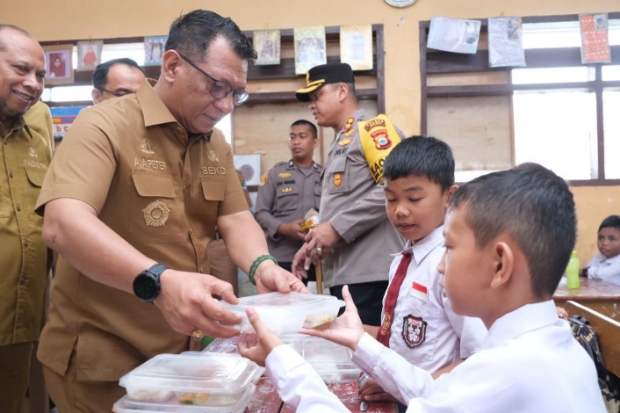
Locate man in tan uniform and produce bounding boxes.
[255,120,322,283]
[91,57,146,103]
[36,10,305,412]
[292,63,405,326]
[0,24,54,413]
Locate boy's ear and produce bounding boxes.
[443,184,459,207]
[489,241,514,290]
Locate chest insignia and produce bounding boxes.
[278,172,292,179]
[28,147,38,158]
[281,187,293,193]
[208,149,220,162]
[142,200,170,227]
[401,314,427,349]
[339,138,352,147]
[333,173,343,187]
[141,139,155,154]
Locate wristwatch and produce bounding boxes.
[133,263,169,303]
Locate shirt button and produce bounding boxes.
[9,172,13,178]
[16,205,21,211]
[23,239,29,247]
[19,277,26,285]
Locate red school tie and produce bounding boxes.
[376,251,413,347]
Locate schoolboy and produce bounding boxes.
[582,215,620,285]
[239,163,606,413]
[362,136,486,402]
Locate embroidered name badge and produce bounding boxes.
[410,282,429,302]
[142,200,170,227]
[333,173,343,187]
[278,172,292,179]
[401,314,427,348]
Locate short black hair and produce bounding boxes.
[290,119,318,139]
[599,215,620,232]
[165,10,256,63]
[92,58,145,90]
[449,163,576,299]
[383,135,455,192]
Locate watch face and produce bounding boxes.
[134,274,158,300]
[385,0,416,7]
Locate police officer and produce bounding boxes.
[292,63,405,326]
[35,10,305,412]
[255,120,322,282]
[0,24,53,413]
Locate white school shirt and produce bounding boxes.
[384,225,486,371]
[265,300,606,413]
[587,253,620,286]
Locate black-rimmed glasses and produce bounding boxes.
[178,53,249,106]
[99,88,132,97]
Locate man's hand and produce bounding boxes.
[303,222,341,258]
[359,378,399,403]
[300,285,365,350]
[254,259,309,294]
[277,219,306,241]
[154,270,242,338]
[292,243,311,280]
[238,307,284,367]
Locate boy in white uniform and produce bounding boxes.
[238,163,606,413]
[582,215,620,285]
[362,137,486,403]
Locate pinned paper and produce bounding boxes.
[580,13,611,64]
[340,25,373,71]
[294,26,327,75]
[427,17,481,54]
[488,17,526,68]
[144,36,167,66]
[254,29,281,65]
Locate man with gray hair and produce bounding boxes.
[0,24,53,413]
[36,10,306,412]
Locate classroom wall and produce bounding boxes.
[2,0,618,261]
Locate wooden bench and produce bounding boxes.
[565,300,620,377]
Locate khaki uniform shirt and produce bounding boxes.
[0,101,53,346]
[35,80,249,381]
[255,160,322,262]
[320,109,405,288]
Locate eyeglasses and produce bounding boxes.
[99,88,132,97]
[178,53,249,106]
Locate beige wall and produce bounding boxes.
[3,0,618,262]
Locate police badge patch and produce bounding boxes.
[401,314,427,348]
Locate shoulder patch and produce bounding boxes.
[260,173,268,186]
[359,115,403,183]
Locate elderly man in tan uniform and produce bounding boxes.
[0,24,54,413]
[35,10,305,412]
[255,119,322,283]
[293,63,405,326]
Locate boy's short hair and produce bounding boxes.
[449,163,576,299]
[383,136,455,192]
[290,119,318,139]
[599,215,620,232]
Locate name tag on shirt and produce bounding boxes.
[410,282,429,302]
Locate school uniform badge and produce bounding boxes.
[401,314,427,348]
[142,200,170,227]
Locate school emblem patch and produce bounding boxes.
[333,173,343,187]
[401,314,427,348]
[142,200,170,227]
[371,129,392,150]
[278,172,292,179]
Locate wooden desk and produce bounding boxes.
[553,278,620,320]
[204,337,396,413]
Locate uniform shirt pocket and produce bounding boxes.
[274,184,299,215]
[200,178,225,230]
[399,301,442,362]
[130,172,180,236]
[328,156,349,193]
[24,167,46,221]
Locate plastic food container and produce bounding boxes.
[113,385,254,413]
[281,334,361,384]
[118,353,262,407]
[221,292,344,335]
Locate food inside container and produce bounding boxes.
[281,334,361,383]
[119,353,261,407]
[220,292,344,335]
[113,385,255,413]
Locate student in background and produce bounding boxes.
[360,137,486,406]
[238,163,606,413]
[581,215,620,285]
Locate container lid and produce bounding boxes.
[113,384,255,413]
[227,291,340,308]
[119,353,260,395]
[281,334,360,371]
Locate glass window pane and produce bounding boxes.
[513,90,598,180]
[603,65,620,81]
[522,22,580,49]
[603,90,620,179]
[101,43,146,66]
[512,67,594,84]
[50,86,93,102]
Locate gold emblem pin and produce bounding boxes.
[142,200,170,227]
[28,147,38,158]
[141,139,155,154]
[278,172,292,179]
[281,187,293,193]
[207,150,219,162]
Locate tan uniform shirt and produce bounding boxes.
[35,80,249,381]
[0,101,53,346]
[255,160,322,262]
[320,109,405,287]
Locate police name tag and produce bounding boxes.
[410,282,429,302]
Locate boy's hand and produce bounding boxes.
[237,307,284,367]
[300,285,365,350]
[359,378,399,403]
